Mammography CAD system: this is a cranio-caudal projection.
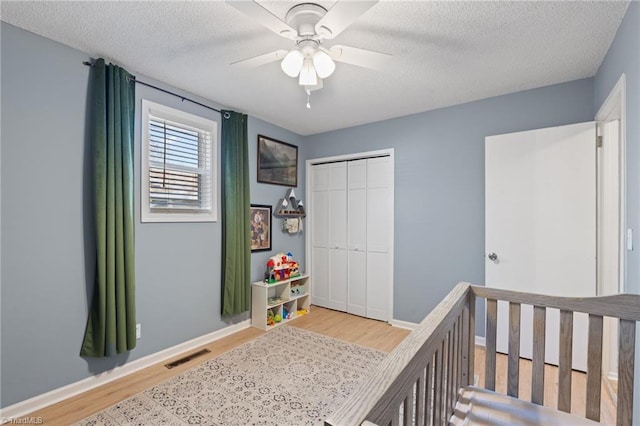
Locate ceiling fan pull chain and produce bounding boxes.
[306,89,311,109]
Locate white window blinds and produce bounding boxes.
[141,100,217,222]
[148,117,211,211]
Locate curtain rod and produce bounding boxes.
[83,61,225,116]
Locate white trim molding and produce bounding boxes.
[0,320,250,421]
[595,73,626,294]
[390,319,419,330]
[391,318,486,348]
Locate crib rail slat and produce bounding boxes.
[485,299,498,391]
[456,315,463,392]
[617,319,635,426]
[461,292,475,387]
[446,330,454,420]
[586,314,603,421]
[424,359,433,425]
[415,368,426,426]
[531,306,546,405]
[433,342,444,425]
[403,389,413,426]
[451,319,460,414]
[557,309,574,413]
[391,408,399,426]
[507,302,521,398]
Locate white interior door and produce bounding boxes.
[311,165,330,308]
[328,163,347,311]
[366,156,393,321]
[485,121,596,371]
[348,160,367,316]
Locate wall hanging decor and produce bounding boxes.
[274,188,305,235]
[257,135,298,187]
[274,188,305,218]
[250,204,272,252]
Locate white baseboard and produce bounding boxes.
[390,319,487,348]
[390,319,419,330]
[0,319,251,421]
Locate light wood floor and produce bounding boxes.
[21,307,615,424]
[22,307,409,424]
[474,347,616,425]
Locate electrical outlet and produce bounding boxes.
[136,324,141,339]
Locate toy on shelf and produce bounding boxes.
[282,307,294,320]
[265,252,300,284]
[267,309,275,326]
[296,308,308,316]
[267,296,284,305]
[291,282,304,296]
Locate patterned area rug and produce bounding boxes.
[76,326,386,426]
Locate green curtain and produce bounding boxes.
[221,111,251,316]
[81,59,136,357]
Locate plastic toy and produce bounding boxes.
[274,314,282,323]
[265,252,301,283]
[267,309,275,326]
[296,308,307,316]
[282,307,293,320]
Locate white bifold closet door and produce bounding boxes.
[365,157,393,321]
[311,155,392,321]
[328,163,348,311]
[347,160,367,316]
[311,162,348,312]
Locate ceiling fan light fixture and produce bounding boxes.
[312,50,335,79]
[281,50,304,77]
[298,58,318,86]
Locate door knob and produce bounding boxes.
[488,252,498,261]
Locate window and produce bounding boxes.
[141,100,217,222]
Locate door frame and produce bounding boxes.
[595,73,626,295]
[595,73,627,383]
[305,148,395,322]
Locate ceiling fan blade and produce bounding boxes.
[315,0,378,39]
[230,49,289,67]
[226,0,297,39]
[328,45,391,70]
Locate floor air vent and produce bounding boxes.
[165,348,211,369]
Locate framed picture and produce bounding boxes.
[257,135,298,187]
[250,204,272,252]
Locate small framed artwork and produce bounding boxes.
[250,204,272,252]
[257,135,298,187]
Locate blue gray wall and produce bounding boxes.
[593,1,640,421]
[0,22,304,407]
[305,78,595,328]
[248,117,307,281]
[2,1,639,415]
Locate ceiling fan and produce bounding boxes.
[227,0,391,107]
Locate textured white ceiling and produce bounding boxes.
[0,1,630,135]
